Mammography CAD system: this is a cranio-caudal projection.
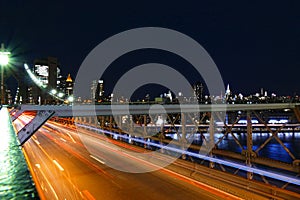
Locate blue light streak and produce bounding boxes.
[76,123,300,186]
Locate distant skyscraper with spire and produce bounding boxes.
[225,84,231,95]
[65,74,73,96]
[225,84,231,100]
[193,82,204,103]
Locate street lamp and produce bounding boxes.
[67,95,74,103]
[58,92,64,98]
[50,89,57,95]
[0,43,10,105]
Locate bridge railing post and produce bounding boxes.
[181,113,187,160]
[109,116,113,133]
[293,106,300,122]
[246,111,253,180]
[209,113,215,169]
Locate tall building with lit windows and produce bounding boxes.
[91,80,98,103]
[65,74,73,96]
[90,79,105,103]
[34,57,59,89]
[31,57,60,104]
[96,79,105,102]
[193,82,204,103]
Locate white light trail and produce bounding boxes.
[90,155,105,164]
[53,160,64,171]
[76,123,300,186]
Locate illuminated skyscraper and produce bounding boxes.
[91,80,98,102]
[32,57,60,104]
[34,57,59,89]
[96,80,105,102]
[193,82,204,103]
[91,79,106,103]
[65,74,73,96]
[225,84,232,101]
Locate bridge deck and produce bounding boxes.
[0,107,38,199]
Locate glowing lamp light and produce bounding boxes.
[50,89,57,95]
[24,63,47,89]
[67,96,74,102]
[58,92,64,98]
[0,53,9,65]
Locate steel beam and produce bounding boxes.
[209,114,215,169]
[11,109,24,121]
[294,106,300,122]
[181,113,187,159]
[17,110,55,145]
[246,111,254,180]
[12,103,300,117]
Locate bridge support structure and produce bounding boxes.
[294,105,300,122]
[9,104,300,177]
[10,108,24,121]
[17,110,55,145]
[246,111,254,180]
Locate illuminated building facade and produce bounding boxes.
[193,82,204,103]
[65,74,73,96]
[96,80,105,102]
[91,80,98,103]
[31,57,60,104]
[90,79,106,103]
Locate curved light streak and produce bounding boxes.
[24,63,65,102]
[76,123,300,186]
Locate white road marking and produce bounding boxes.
[53,160,64,171]
[33,138,40,145]
[36,164,59,200]
[65,131,77,143]
[90,155,105,164]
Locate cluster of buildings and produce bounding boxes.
[13,57,110,105]
[10,56,300,105]
[14,57,73,104]
[137,83,300,105]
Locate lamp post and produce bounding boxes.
[0,43,10,105]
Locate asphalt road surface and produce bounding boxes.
[14,114,240,200]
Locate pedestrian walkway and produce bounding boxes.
[0,106,39,199]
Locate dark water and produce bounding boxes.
[165,132,300,163]
[163,131,300,192]
[188,132,300,163]
[0,108,39,199]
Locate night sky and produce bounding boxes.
[1,1,299,98]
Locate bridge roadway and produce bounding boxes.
[14,113,244,200]
[13,113,300,199]
[11,102,300,174]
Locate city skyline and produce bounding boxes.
[4,56,300,105]
[2,2,300,199]
[14,60,300,105]
[1,1,300,97]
